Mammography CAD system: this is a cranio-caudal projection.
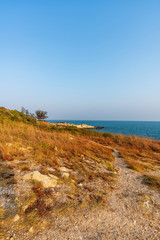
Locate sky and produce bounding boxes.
[0,0,160,120]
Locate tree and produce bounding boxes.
[21,106,26,114]
[29,113,35,118]
[21,106,35,118]
[35,110,48,121]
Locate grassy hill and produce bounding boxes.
[0,107,37,124]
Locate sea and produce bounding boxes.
[48,120,160,140]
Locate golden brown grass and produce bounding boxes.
[0,108,160,214]
[1,117,160,178]
[1,117,160,191]
[80,132,160,191]
[102,134,160,191]
[0,117,116,226]
[0,120,114,168]
[91,133,160,172]
[116,136,160,173]
[142,175,160,192]
[1,108,160,238]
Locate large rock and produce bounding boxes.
[23,171,58,188]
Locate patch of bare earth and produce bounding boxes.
[35,149,160,240]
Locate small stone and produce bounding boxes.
[133,219,136,224]
[61,172,69,178]
[54,146,58,151]
[47,167,55,173]
[29,227,34,233]
[27,147,33,150]
[19,147,28,152]
[78,183,83,187]
[59,167,71,172]
[144,201,149,209]
[22,205,29,211]
[6,143,12,146]
[13,214,20,222]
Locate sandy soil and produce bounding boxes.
[33,149,160,240]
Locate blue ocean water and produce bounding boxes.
[48,120,160,140]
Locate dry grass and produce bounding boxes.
[1,108,160,238]
[81,133,160,191]
[0,120,114,168]
[1,115,160,175]
[1,117,160,192]
[117,137,160,172]
[102,134,160,191]
[0,113,116,227]
[142,175,160,192]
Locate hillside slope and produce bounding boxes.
[0,107,160,239]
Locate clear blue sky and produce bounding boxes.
[0,0,160,120]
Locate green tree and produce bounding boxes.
[35,110,48,121]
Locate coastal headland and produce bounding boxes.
[40,121,105,129]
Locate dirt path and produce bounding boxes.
[102,149,160,239]
[34,149,160,239]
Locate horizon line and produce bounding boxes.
[47,119,160,122]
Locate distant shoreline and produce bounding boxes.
[46,121,105,130]
[47,120,160,140]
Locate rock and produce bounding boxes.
[59,167,71,172]
[27,147,33,150]
[61,172,69,178]
[13,214,20,222]
[76,124,95,129]
[6,143,12,146]
[76,124,105,129]
[131,218,136,224]
[54,146,58,151]
[59,167,71,178]
[22,205,28,211]
[29,227,34,233]
[48,174,59,180]
[32,171,57,188]
[23,172,33,180]
[144,201,149,209]
[52,122,105,129]
[23,171,57,188]
[47,167,55,173]
[19,147,27,151]
[78,183,83,187]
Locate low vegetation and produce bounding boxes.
[102,134,160,192]
[0,107,115,237]
[0,107,36,124]
[143,175,160,192]
[0,107,160,238]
